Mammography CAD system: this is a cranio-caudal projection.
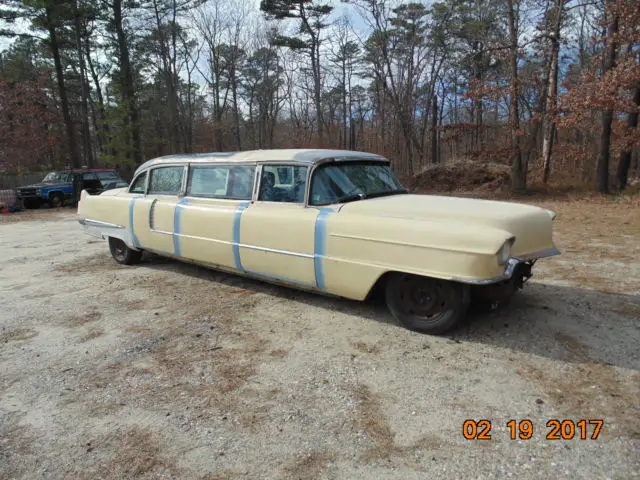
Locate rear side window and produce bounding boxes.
[187,165,255,200]
[148,166,184,195]
[129,172,147,194]
[83,172,98,180]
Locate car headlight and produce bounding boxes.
[497,238,515,265]
[35,188,41,195]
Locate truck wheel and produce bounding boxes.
[385,273,469,335]
[49,192,64,208]
[108,237,143,265]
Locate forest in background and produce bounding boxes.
[0,0,638,193]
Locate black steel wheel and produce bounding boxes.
[385,273,469,334]
[108,237,143,265]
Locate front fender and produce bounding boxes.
[319,214,514,300]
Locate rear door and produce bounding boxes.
[176,163,256,269]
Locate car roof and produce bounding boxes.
[134,149,389,176]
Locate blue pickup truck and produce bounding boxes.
[16,168,128,209]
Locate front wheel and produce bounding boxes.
[385,273,469,335]
[108,237,143,265]
[49,193,64,208]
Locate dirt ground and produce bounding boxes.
[1,196,639,480]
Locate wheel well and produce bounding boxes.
[365,271,472,303]
[48,191,64,199]
[364,271,395,302]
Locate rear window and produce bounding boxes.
[96,171,120,180]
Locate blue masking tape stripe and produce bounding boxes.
[314,208,333,290]
[232,202,250,271]
[173,198,190,256]
[129,196,142,248]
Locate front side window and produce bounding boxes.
[148,166,184,195]
[309,161,406,206]
[129,172,147,194]
[258,164,307,203]
[187,165,255,200]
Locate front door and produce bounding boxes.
[238,164,318,287]
[130,165,185,255]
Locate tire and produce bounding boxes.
[384,273,469,335]
[49,192,64,208]
[108,237,143,265]
[23,198,41,210]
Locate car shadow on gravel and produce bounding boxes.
[459,283,640,371]
[141,254,639,371]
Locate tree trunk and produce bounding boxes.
[507,0,525,191]
[46,5,80,169]
[232,71,241,150]
[596,4,619,193]
[113,0,142,165]
[616,81,639,190]
[431,95,438,164]
[84,37,112,156]
[541,0,563,183]
[74,0,93,167]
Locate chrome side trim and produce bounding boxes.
[78,218,125,229]
[236,243,314,258]
[149,228,174,236]
[171,231,314,259]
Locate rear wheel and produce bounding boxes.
[108,237,143,265]
[385,273,469,335]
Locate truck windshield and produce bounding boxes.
[42,172,69,183]
[309,161,407,206]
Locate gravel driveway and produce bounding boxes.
[1,204,639,479]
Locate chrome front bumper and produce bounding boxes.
[456,247,561,286]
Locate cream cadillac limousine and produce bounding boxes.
[77,149,560,334]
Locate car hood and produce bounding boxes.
[338,194,556,256]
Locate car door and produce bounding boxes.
[176,163,256,269]
[130,165,186,255]
[238,164,319,287]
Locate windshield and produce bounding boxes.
[309,161,406,206]
[42,172,70,183]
